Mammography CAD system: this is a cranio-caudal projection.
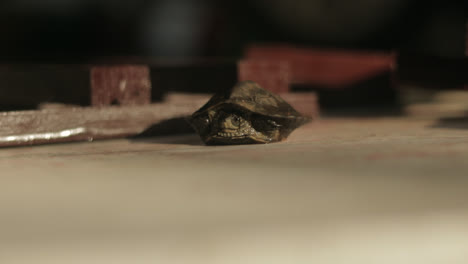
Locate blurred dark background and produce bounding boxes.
[0,0,465,61]
[0,0,466,111]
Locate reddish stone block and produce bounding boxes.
[237,60,291,93]
[245,45,396,88]
[91,65,151,106]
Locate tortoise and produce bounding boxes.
[187,81,311,145]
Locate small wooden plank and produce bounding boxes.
[0,94,209,147]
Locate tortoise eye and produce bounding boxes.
[231,115,240,127]
[197,115,210,125]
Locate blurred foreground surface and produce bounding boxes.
[0,115,468,263]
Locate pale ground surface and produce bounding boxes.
[0,116,467,264]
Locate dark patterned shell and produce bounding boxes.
[189,81,311,145]
[195,81,303,118]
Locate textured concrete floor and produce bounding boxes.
[0,117,467,263]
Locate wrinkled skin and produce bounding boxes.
[188,81,311,145]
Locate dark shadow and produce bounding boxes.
[150,61,238,102]
[321,107,404,118]
[130,117,204,146]
[398,53,468,90]
[291,72,404,117]
[0,64,90,110]
[430,115,468,130]
[132,134,204,146]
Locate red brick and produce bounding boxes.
[245,45,396,88]
[91,65,151,106]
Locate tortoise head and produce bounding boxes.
[187,81,311,145]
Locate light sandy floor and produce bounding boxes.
[0,117,467,264]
